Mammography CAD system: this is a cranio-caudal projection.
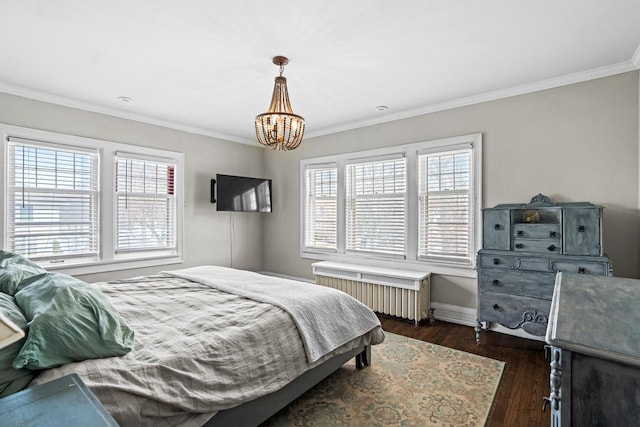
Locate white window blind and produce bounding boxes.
[6,138,99,260]
[304,166,337,250]
[115,155,176,253]
[418,149,472,263]
[346,157,406,256]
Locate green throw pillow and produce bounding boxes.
[13,273,135,369]
[0,250,47,296]
[0,293,35,396]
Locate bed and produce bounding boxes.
[0,256,384,427]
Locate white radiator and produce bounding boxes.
[312,261,432,326]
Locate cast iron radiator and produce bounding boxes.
[312,262,432,326]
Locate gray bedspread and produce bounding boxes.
[166,266,382,363]
[31,272,384,427]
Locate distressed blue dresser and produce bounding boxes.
[475,194,612,343]
[545,273,640,426]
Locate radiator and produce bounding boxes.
[312,261,432,326]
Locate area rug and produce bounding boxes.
[262,332,505,427]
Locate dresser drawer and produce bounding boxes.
[513,238,562,254]
[478,253,553,272]
[550,260,609,276]
[478,292,551,336]
[564,207,602,256]
[478,269,555,300]
[478,253,519,269]
[483,209,510,250]
[513,223,561,240]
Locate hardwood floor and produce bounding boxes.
[378,316,551,427]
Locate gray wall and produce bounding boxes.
[263,71,640,309]
[1,71,638,311]
[0,92,266,283]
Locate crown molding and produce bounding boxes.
[305,59,639,139]
[1,53,638,145]
[0,82,258,146]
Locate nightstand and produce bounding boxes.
[0,373,118,427]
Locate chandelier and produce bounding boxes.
[255,56,305,151]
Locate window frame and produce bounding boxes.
[417,146,474,264]
[299,133,482,277]
[303,163,339,252]
[345,153,407,258]
[0,123,184,276]
[5,137,101,262]
[114,152,178,254]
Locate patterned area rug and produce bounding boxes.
[262,332,505,427]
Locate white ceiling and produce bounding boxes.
[1,0,639,146]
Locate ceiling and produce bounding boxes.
[1,1,639,146]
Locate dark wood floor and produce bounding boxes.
[379,316,550,427]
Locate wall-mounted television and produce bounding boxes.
[213,174,272,212]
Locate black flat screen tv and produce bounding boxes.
[214,174,272,212]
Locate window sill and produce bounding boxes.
[301,250,477,278]
[40,255,184,277]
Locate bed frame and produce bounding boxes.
[204,344,371,427]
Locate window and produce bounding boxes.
[1,124,184,275]
[418,149,472,263]
[346,156,406,256]
[115,154,176,253]
[303,166,337,251]
[300,134,481,275]
[6,138,99,261]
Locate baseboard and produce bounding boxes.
[430,302,477,326]
[261,271,545,342]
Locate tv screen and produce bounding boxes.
[215,174,272,212]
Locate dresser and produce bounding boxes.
[475,194,612,343]
[545,273,640,426]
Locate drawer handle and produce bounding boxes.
[493,258,500,265]
[547,244,556,252]
[517,230,523,236]
[494,223,501,230]
[515,243,523,249]
[492,279,500,286]
[578,267,586,274]
[578,225,585,232]
[549,231,556,238]
[492,304,501,311]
